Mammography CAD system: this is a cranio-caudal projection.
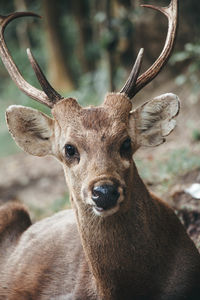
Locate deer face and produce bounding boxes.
[6,92,179,217]
[52,94,133,217]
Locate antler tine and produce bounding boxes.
[27,48,63,104]
[0,12,62,108]
[120,48,144,99]
[120,0,178,100]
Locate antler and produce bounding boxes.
[0,12,63,108]
[0,1,178,106]
[120,0,178,100]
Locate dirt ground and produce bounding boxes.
[0,74,200,250]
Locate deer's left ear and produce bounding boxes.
[129,93,180,147]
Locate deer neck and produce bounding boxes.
[71,162,153,299]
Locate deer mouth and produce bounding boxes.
[92,202,123,217]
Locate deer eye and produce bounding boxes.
[65,144,77,158]
[120,138,132,157]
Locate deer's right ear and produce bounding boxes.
[129,93,180,148]
[6,105,54,156]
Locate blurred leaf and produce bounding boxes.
[192,129,200,142]
[94,12,106,23]
[170,52,190,64]
[171,41,200,96]
[175,75,186,86]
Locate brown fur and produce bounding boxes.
[0,202,31,245]
[1,92,200,299]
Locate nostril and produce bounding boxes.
[92,187,102,199]
[92,184,120,210]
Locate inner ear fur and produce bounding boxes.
[6,105,54,156]
[129,93,180,147]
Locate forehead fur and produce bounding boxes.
[103,92,132,121]
[52,93,132,132]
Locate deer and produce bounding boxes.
[0,0,200,299]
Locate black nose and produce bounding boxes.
[92,184,120,210]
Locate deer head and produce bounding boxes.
[1,0,179,218]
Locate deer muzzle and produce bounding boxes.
[82,176,125,217]
[92,184,120,211]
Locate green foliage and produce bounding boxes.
[0,6,50,157]
[192,129,200,142]
[73,66,109,106]
[28,193,70,221]
[158,149,200,178]
[51,193,70,213]
[170,42,200,101]
[136,148,200,195]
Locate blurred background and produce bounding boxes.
[0,0,200,246]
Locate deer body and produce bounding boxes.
[1,1,200,298]
[1,94,200,300]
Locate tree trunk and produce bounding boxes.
[42,1,75,92]
[71,0,96,73]
[14,0,30,49]
[106,0,116,92]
